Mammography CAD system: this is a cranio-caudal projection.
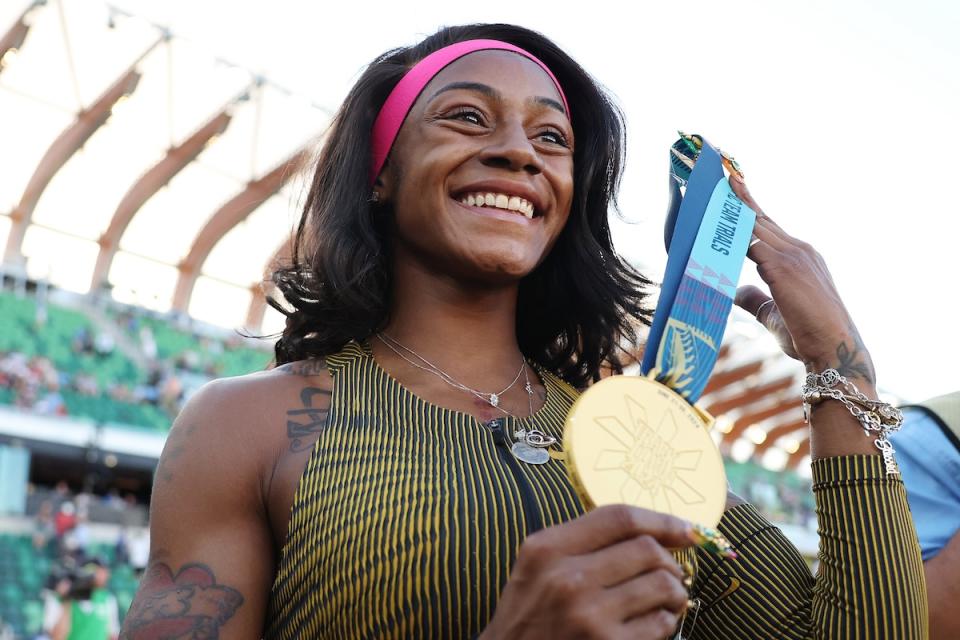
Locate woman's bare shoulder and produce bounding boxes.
[172,359,333,455]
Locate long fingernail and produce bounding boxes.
[688,524,738,560]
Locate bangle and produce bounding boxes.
[802,368,903,475]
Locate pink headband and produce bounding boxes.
[369,39,570,184]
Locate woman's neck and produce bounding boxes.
[372,255,544,421]
[385,259,523,376]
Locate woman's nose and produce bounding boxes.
[479,121,544,175]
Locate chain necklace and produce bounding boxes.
[377,332,525,408]
[375,333,558,463]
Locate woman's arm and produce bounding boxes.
[685,177,927,639]
[119,380,277,639]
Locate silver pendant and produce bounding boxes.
[514,428,557,449]
[489,393,499,407]
[511,441,550,465]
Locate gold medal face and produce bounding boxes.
[564,375,727,527]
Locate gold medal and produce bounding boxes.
[563,375,727,527]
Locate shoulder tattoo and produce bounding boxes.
[286,386,331,452]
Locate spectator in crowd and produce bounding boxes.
[33,500,55,551]
[127,529,150,576]
[71,328,93,355]
[137,327,156,360]
[92,332,114,358]
[45,559,119,640]
[890,391,960,640]
[54,502,77,542]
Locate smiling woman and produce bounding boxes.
[120,23,927,640]
[269,26,651,390]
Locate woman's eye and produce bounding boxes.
[537,130,570,148]
[448,108,484,125]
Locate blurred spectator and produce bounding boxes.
[44,559,119,640]
[114,529,129,567]
[93,332,114,358]
[102,490,124,511]
[71,328,94,355]
[127,529,150,574]
[71,374,99,397]
[54,502,77,542]
[34,500,56,551]
[53,482,71,504]
[137,327,156,361]
[64,514,91,556]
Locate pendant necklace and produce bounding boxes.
[376,333,558,464]
[378,332,524,408]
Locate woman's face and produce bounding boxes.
[382,50,575,285]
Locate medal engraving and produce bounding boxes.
[564,376,726,526]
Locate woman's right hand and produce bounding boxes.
[482,505,695,639]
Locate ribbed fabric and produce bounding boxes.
[264,343,928,639]
[690,456,928,639]
[264,342,585,639]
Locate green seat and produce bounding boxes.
[21,599,43,635]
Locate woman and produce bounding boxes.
[120,24,926,639]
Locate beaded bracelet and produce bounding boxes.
[801,368,903,475]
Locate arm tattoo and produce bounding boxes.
[120,563,243,639]
[286,387,331,452]
[833,329,875,384]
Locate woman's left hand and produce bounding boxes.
[729,177,876,385]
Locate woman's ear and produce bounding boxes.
[371,163,395,205]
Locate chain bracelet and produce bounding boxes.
[801,368,903,475]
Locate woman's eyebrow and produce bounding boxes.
[533,96,566,116]
[427,82,567,116]
[428,81,498,102]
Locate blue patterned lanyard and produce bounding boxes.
[640,136,756,403]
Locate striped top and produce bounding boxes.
[264,342,927,639]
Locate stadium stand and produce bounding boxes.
[0,530,140,637]
[0,289,271,432]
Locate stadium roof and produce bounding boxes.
[0,0,327,332]
[2,0,884,474]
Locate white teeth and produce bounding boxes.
[458,191,536,218]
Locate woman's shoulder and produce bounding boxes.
[174,359,333,450]
[202,358,331,395]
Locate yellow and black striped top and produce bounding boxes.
[264,342,927,639]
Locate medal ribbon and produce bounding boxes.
[640,137,756,403]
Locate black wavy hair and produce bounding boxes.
[270,23,654,388]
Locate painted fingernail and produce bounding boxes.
[688,524,738,560]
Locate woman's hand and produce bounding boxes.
[482,505,695,640]
[730,178,876,384]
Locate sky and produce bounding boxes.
[8,0,960,401]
